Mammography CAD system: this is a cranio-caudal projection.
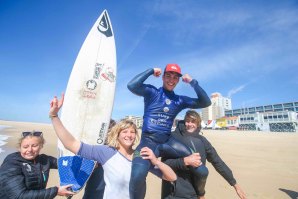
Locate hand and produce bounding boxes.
[57,184,75,197]
[49,93,64,117]
[182,74,192,83]
[153,68,162,77]
[183,153,202,167]
[234,184,247,199]
[140,147,159,165]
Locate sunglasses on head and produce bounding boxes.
[22,131,43,137]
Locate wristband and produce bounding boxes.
[49,115,58,119]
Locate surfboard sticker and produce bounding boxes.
[58,9,117,157]
[97,10,113,37]
[58,156,96,192]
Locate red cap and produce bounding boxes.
[164,64,182,77]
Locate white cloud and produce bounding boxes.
[227,84,246,98]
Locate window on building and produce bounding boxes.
[256,106,264,111]
[273,104,282,109]
[283,103,293,108]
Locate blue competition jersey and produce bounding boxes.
[128,69,211,137]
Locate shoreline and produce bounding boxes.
[1,120,298,198]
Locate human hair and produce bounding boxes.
[184,110,201,127]
[17,131,45,148]
[106,119,139,149]
[109,119,116,129]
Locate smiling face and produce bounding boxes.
[162,72,180,91]
[19,136,43,160]
[185,116,199,133]
[117,126,137,150]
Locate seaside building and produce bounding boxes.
[237,111,297,132]
[225,101,298,116]
[224,102,298,132]
[202,92,232,122]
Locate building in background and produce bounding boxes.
[202,92,231,122]
[223,101,298,132]
[237,111,297,132]
[225,102,298,116]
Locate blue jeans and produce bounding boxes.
[129,134,208,199]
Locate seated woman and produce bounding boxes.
[49,94,177,199]
[0,131,74,198]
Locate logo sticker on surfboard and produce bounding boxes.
[86,80,97,90]
[93,63,116,82]
[97,122,108,144]
[97,10,113,37]
[101,67,115,82]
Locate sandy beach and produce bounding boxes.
[0,120,297,199]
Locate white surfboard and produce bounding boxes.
[58,10,116,157]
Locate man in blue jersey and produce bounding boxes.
[127,64,211,199]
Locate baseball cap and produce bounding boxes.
[164,64,182,77]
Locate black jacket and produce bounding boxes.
[0,152,58,199]
[162,121,236,199]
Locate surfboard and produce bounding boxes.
[58,9,116,157]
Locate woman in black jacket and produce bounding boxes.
[0,131,74,198]
[162,110,246,199]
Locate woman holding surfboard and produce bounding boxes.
[49,94,177,199]
[127,64,211,199]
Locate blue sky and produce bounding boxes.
[0,0,297,123]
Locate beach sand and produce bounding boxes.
[1,120,297,199]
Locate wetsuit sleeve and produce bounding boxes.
[162,157,187,171]
[202,136,237,186]
[181,79,211,109]
[127,68,154,96]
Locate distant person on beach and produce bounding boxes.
[82,119,116,199]
[0,131,74,198]
[161,110,246,199]
[49,94,177,199]
[127,64,211,199]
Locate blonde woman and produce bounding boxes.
[49,94,177,199]
[0,131,74,198]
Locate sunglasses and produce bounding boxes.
[22,131,43,137]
